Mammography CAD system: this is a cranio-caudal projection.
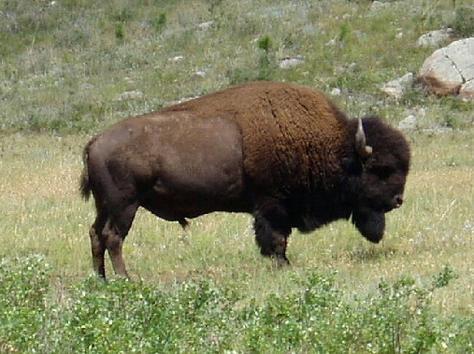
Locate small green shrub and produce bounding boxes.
[115,22,125,41]
[338,23,351,42]
[257,35,272,53]
[152,13,167,33]
[226,35,277,84]
[257,35,276,81]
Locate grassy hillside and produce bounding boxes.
[1,0,473,132]
[1,0,473,352]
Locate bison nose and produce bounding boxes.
[393,194,404,208]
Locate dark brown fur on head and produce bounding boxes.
[344,116,411,242]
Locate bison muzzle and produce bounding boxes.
[80,81,410,279]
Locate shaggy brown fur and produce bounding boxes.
[80,81,410,278]
[162,82,351,196]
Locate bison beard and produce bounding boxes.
[352,209,385,243]
[80,81,410,279]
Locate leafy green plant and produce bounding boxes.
[115,22,125,41]
[257,35,272,53]
[338,23,351,42]
[257,35,276,81]
[152,13,167,33]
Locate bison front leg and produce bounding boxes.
[253,202,292,266]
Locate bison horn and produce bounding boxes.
[355,118,373,158]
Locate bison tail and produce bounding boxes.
[79,143,92,201]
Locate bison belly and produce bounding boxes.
[134,114,250,220]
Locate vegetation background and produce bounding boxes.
[0,0,473,352]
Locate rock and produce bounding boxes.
[168,55,184,63]
[380,73,414,99]
[115,90,144,101]
[197,21,214,31]
[460,80,474,99]
[370,1,389,12]
[347,62,358,72]
[80,83,94,90]
[418,38,474,98]
[193,70,206,78]
[325,38,336,47]
[416,28,453,48]
[398,114,418,131]
[279,56,304,69]
[330,88,341,96]
[422,126,453,135]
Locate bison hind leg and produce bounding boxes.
[102,203,139,279]
[178,218,189,229]
[178,218,190,243]
[89,200,138,280]
[253,201,292,266]
[89,211,107,278]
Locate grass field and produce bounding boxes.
[1,129,472,352]
[1,0,473,352]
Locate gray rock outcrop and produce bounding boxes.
[418,38,474,99]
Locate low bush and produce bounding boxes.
[0,256,471,353]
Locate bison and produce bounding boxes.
[80,81,410,279]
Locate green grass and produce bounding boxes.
[1,0,474,352]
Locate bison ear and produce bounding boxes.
[355,118,373,160]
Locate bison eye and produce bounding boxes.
[372,166,393,179]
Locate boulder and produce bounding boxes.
[416,28,453,48]
[279,56,304,69]
[380,73,414,99]
[418,38,474,98]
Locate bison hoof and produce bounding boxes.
[275,255,290,267]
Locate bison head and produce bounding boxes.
[346,116,410,243]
